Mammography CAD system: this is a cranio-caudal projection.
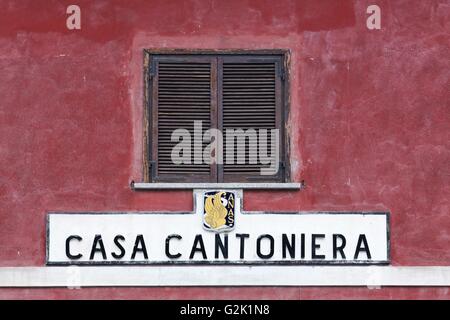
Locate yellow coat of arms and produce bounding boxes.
[203,191,235,232]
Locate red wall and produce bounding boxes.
[0,0,449,299]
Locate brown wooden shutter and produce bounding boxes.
[219,56,284,182]
[147,53,286,183]
[150,56,217,182]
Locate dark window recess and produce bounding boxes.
[146,53,288,183]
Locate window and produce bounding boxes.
[144,50,290,183]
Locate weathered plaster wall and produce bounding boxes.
[0,0,449,299]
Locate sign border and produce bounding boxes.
[46,211,390,266]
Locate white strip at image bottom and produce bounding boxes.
[0,266,450,287]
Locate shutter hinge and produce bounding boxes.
[148,64,156,79]
[280,161,286,181]
[279,161,285,172]
[149,160,156,178]
[278,64,285,81]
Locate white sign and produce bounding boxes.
[47,193,389,265]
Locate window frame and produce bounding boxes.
[143,49,291,184]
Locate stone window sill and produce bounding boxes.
[131,181,303,190]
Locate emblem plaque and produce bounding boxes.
[202,191,236,232]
